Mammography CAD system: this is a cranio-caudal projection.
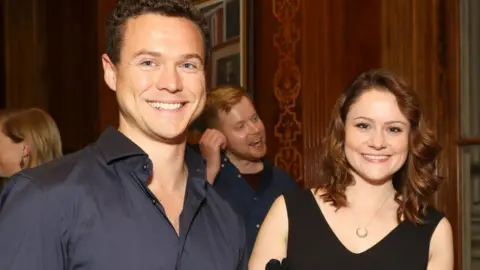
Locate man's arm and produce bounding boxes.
[0,175,64,270]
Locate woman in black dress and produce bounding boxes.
[249,69,453,270]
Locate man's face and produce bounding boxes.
[217,97,267,161]
[102,14,206,143]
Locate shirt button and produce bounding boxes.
[237,174,241,178]
[152,199,157,204]
[224,157,228,162]
[221,164,224,167]
[256,224,260,229]
[143,165,148,170]
[253,197,257,201]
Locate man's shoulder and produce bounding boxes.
[17,144,102,190]
[264,159,298,186]
[0,145,103,221]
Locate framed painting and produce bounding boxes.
[189,0,253,138]
[194,0,253,95]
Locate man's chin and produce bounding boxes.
[247,151,266,161]
[149,128,189,145]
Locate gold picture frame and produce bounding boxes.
[194,0,249,91]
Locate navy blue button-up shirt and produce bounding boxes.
[0,128,246,270]
[211,154,298,256]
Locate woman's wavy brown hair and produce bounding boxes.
[307,68,442,224]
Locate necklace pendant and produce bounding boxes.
[356,228,368,238]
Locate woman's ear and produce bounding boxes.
[22,143,30,157]
[19,143,31,169]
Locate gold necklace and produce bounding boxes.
[350,191,394,238]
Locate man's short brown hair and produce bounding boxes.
[201,85,252,128]
[106,0,210,65]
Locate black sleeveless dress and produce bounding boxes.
[283,189,444,270]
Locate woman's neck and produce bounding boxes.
[345,172,396,209]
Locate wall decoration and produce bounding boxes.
[194,0,252,95]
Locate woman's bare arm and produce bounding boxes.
[248,195,289,270]
[427,217,454,270]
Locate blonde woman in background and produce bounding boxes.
[0,108,62,185]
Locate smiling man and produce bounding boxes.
[195,85,298,257]
[0,1,246,269]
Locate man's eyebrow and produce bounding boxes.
[132,50,162,58]
[181,53,204,63]
[131,50,204,63]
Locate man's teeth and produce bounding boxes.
[363,154,389,160]
[250,139,262,145]
[148,102,183,110]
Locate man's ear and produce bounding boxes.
[102,54,117,92]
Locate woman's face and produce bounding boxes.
[344,89,410,184]
[0,129,23,177]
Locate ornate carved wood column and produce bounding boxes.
[271,0,303,182]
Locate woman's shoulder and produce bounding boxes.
[421,207,446,226]
[282,187,319,203]
[280,188,325,217]
[403,207,448,239]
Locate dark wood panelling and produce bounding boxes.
[381,0,438,125]
[300,0,382,185]
[45,0,99,151]
[252,0,281,164]
[254,0,382,184]
[3,0,49,109]
[438,0,461,267]
[344,0,383,79]
[97,0,118,132]
[381,0,461,267]
[0,0,5,109]
[3,0,99,151]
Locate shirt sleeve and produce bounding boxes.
[0,175,65,270]
[237,217,248,270]
[237,248,248,270]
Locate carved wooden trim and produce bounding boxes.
[272,0,303,181]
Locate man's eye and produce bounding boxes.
[141,61,155,66]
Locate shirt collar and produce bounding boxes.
[96,127,208,196]
[221,153,274,180]
[185,145,208,200]
[96,127,146,164]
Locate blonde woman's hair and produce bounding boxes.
[0,108,62,168]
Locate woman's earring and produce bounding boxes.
[20,155,30,169]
